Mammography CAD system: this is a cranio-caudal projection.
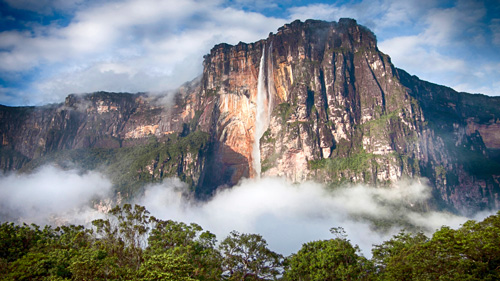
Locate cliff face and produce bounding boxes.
[193,19,500,213]
[258,19,418,184]
[0,84,208,196]
[396,70,500,212]
[1,92,183,158]
[1,19,499,214]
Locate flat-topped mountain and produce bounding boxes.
[1,19,499,214]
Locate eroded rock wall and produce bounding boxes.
[1,19,499,213]
[197,18,500,213]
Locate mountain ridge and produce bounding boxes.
[1,18,499,214]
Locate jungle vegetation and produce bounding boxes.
[1,205,499,280]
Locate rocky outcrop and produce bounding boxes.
[1,19,499,213]
[396,70,500,213]
[194,18,500,213]
[0,85,208,197]
[257,19,422,186]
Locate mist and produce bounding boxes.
[0,165,112,226]
[135,177,493,256]
[0,166,494,257]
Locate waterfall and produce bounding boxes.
[267,42,274,124]
[252,47,268,178]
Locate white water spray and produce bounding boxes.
[252,47,269,178]
[267,42,274,124]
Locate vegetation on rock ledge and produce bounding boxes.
[18,130,210,198]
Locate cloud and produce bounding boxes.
[287,4,347,22]
[0,167,494,257]
[135,177,492,256]
[34,4,284,98]
[421,0,487,47]
[1,0,499,105]
[0,85,23,105]
[287,0,500,96]
[0,165,112,225]
[374,0,499,95]
[0,0,287,105]
[220,0,280,11]
[378,35,467,73]
[286,0,434,34]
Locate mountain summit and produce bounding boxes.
[1,19,499,214]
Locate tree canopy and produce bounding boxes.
[1,206,499,280]
[284,227,373,281]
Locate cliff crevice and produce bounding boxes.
[1,19,499,213]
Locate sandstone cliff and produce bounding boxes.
[1,19,499,213]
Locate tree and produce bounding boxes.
[0,222,45,263]
[139,252,197,281]
[3,224,92,280]
[284,227,373,281]
[91,203,152,275]
[371,230,428,280]
[109,203,151,250]
[146,219,222,280]
[374,211,500,280]
[219,231,283,280]
[147,219,203,252]
[70,247,124,280]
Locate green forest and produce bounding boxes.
[1,204,499,280]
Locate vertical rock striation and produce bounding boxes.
[195,18,500,213]
[1,19,499,213]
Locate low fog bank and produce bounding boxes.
[0,165,112,226]
[136,177,494,256]
[0,165,495,256]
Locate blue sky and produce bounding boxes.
[0,0,499,106]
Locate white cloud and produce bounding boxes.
[229,0,279,10]
[378,36,466,73]
[287,4,346,22]
[491,18,500,46]
[0,168,493,257]
[0,165,112,225]
[1,0,499,105]
[453,80,500,96]
[373,0,418,28]
[373,0,500,95]
[422,0,486,47]
[0,0,287,105]
[136,177,490,256]
[286,0,499,96]
[286,0,434,33]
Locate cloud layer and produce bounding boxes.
[0,165,112,225]
[138,178,485,256]
[136,177,492,256]
[0,0,285,105]
[0,166,494,256]
[0,0,499,105]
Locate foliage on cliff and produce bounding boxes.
[18,130,210,198]
[1,19,500,212]
[1,206,499,280]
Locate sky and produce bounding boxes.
[0,0,499,106]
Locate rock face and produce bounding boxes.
[1,19,499,214]
[0,85,208,196]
